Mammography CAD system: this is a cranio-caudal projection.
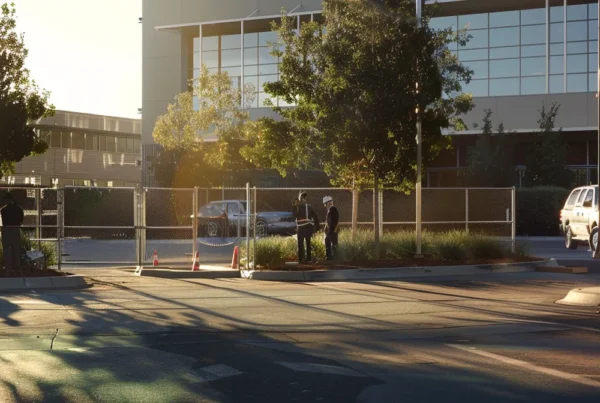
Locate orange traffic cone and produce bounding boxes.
[231,246,239,269]
[191,251,200,271]
[153,250,159,267]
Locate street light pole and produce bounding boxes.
[415,0,424,258]
[595,0,600,258]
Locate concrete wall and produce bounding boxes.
[463,93,597,133]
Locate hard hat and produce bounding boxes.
[323,196,333,204]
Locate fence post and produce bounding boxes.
[465,189,469,234]
[378,188,384,236]
[352,188,358,241]
[56,188,63,271]
[193,187,198,261]
[373,178,381,259]
[511,187,516,253]
[245,183,251,269]
[35,188,42,249]
[253,186,257,269]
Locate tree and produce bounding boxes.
[525,103,572,188]
[0,3,54,179]
[240,0,473,192]
[150,66,256,187]
[467,110,515,187]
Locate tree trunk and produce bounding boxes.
[373,175,380,259]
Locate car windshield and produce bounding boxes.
[200,204,224,217]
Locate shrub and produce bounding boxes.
[516,187,570,236]
[0,233,58,269]
[247,230,517,268]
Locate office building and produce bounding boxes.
[1,110,142,187]
[143,0,599,187]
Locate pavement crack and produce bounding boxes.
[50,329,59,350]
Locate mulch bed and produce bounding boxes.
[257,256,544,272]
[0,269,68,278]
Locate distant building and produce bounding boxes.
[0,110,142,188]
[143,0,599,187]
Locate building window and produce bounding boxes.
[105,136,116,152]
[117,137,127,153]
[85,133,98,151]
[50,131,62,148]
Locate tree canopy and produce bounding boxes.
[150,66,257,187]
[525,103,573,188]
[467,110,515,187]
[240,0,473,190]
[0,2,54,178]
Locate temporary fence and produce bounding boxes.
[0,185,515,271]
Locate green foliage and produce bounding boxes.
[0,233,57,269]
[525,103,573,188]
[516,187,571,236]
[150,66,257,187]
[0,3,54,179]
[245,230,517,267]
[467,110,515,187]
[240,0,474,190]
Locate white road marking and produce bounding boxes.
[192,364,243,382]
[277,361,366,377]
[447,344,600,389]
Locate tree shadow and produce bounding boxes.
[0,273,599,402]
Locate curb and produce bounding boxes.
[0,275,89,293]
[556,287,600,307]
[135,269,241,279]
[535,266,588,274]
[240,259,559,282]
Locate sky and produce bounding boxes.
[13,0,142,119]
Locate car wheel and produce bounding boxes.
[565,225,578,250]
[206,221,221,238]
[256,220,268,237]
[589,227,598,253]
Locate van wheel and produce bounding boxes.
[565,226,578,250]
[589,227,598,253]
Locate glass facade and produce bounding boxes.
[191,3,598,107]
[45,131,140,154]
[430,2,599,97]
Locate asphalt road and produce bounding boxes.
[1,269,599,402]
[518,237,600,273]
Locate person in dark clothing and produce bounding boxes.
[1,193,24,270]
[292,191,319,264]
[323,196,339,260]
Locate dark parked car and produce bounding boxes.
[194,200,296,237]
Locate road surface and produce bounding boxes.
[1,269,599,402]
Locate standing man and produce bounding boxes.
[1,193,24,270]
[323,196,339,260]
[293,191,319,264]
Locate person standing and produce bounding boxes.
[323,196,339,260]
[292,191,319,264]
[1,193,24,270]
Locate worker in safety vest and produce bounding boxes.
[292,191,319,264]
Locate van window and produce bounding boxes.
[583,189,594,208]
[576,189,588,206]
[566,189,581,207]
